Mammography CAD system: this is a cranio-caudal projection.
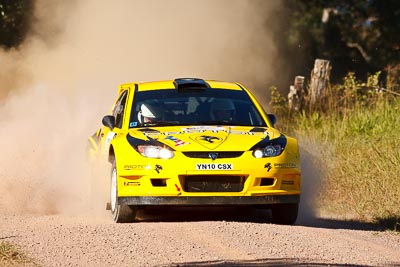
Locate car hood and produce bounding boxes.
[127,125,280,151]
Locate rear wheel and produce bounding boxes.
[110,161,136,223]
[270,203,299,225]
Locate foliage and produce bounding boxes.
[0,241,33,265]
[0,0,33,49]
[269,86,288,117]
[313,102,400,221]
[279,0,400,82]
[269,71,400,223]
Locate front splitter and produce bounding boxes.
[118,194,300,206]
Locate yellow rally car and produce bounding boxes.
[88,78,301,224]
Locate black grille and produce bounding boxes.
[182,151,244,159]
[183,175,245,192]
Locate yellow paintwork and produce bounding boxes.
[89,79,301,203]
[117,80,243,94]
[111,126,300,198]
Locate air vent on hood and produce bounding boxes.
[173,78,209,92]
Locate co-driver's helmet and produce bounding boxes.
[210,99,236,121]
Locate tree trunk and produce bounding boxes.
[310,59,331,108]
[288,76,305,112]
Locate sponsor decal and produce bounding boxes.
[124,164,151,170]
[263,162,296,171]
[124,181,140,186]
[274,163,297,169]
[164,136,189,146]
[196,163,233,170]
[163,131,182,135]
[155,164,163,173]
[226,130,247,135]
[129,122,138,127]
[181,126,269,136]
[182,126,226,133]
[264,163,272,172]
[282,180,294,185]
[143,132,161,138]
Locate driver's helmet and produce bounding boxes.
[138,103,163,123]
[210,99,236,121]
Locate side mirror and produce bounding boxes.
[102,115,116,129]
[267,114,277,127]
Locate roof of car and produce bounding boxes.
[118,79,244,94]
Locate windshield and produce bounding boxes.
[128,89,267,128]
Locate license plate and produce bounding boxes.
[196,163,233,170]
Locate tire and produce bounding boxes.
[270,203,299,225]
[110,161,137,223]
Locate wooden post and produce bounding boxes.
[310,59,331,108]
[288,75,305,112]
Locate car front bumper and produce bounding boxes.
[118,194,300,206]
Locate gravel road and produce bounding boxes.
[1,206,399,267]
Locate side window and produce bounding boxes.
[112,90,128,128]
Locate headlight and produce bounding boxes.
[251,135,287,158]
[137,145,174,159]
[127,134,175,159]
[252,144,283,158]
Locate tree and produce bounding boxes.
[279,0,400,82]
[0,0,33,49]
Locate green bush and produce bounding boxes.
[270,71,400,223]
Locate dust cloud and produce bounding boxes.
[0,0,320,219]
[297,143,326,223]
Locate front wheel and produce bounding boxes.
[110,161,137,223]
[270,203,299,225]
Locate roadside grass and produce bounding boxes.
[0,241,35,266]
[271,71,400,229]
[298,98,400,220]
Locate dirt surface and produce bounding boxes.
[1,207,399,267]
